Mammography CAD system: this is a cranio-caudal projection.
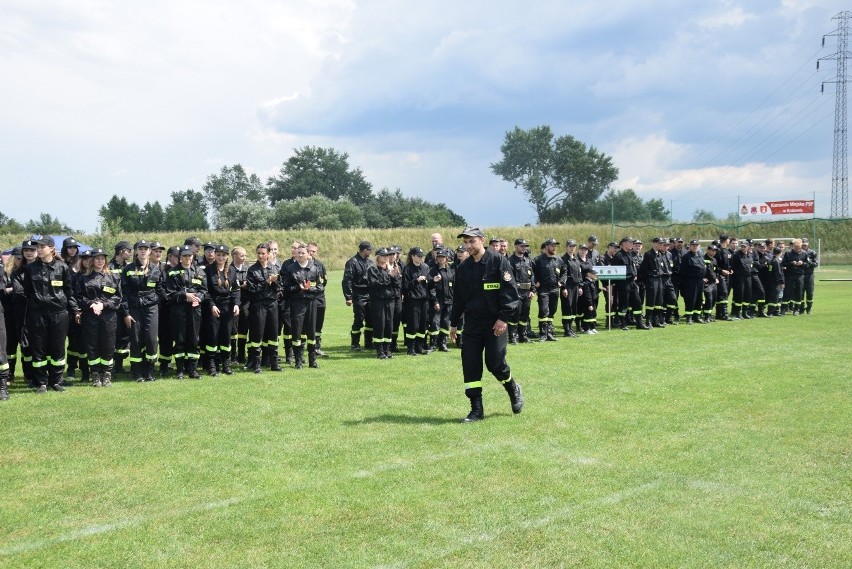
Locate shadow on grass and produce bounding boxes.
[342,413,462,426]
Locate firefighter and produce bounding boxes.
[428,247,454,352]
[205,244,240,376]
[122,240,165,382]
[560,240,582,337]
[402,247,431,355]
[0,256,9,400]
[23,236,80,392]
[77,248,123,387]
[639,237,665,328]
[702,245,720,322]
[245,243,280,373]
[230,246,250,365]
[802,238,818,314]
[781,238,808,315]
[611,237,649,330]
[450,227,523,423]
[367,248,401,359]
[108,241,132,374]
[158,246,180,377]
[507,238,535,343]
[342,241,374,351]
[680,240,707,324]
[731,241,753,319]
[532,238,565,341]
[766,246,786,316]
[164,245,208,379]
[715,234,734,320]
[307,242,329,357]
[578,267,599,334]
[281,243,323,369]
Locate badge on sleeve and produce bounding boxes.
[503,271,512,282]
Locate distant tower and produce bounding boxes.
[820,11,851,218]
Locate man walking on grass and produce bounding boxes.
[450,227,524,423]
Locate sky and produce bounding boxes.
[1,0,849,234]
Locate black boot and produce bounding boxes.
[618,315,629,331]
[565,321,576,338]
[284,340,294,364]
[160,360,171,378]
[308,347,319,369]
[407,339,417,356]
[438,333,449,352]
[376,344,386,359]
[315,336,326,357]
[269,349,282,372]
[545,323,558,342]
[416,337,428,355]
[383,342,393,359]
[517,326,529,343]
[237,338,247,363]
[635,313,650,330]
[144,360,156,381]
[175,357,185,379]
[249,350,262,374]
[187,359,201,379]
[220,353,233,375]
[390,334,399,352]
[350,331,362,352]
[425,335,435,354]
[462,395,484,423]
[206,354,218,377]
[539,323,548,342]
[294,346,304,369]
[114,355,125,376]
[503,379,524,414]
[508,325,518,345]
[364,331,373,349]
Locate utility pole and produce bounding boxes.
[819,11,851,218]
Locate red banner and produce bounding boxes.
[740,200,814,216]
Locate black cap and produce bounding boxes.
[179,244,195,256]
[35,236,55,247]
[79,249,92,259]
[376,247,392,257]
[456,244,467,252]
[514,238,528,246]
[89,247,107,257]
[802,237,809,244]
[489,237,501,244]
[676,237,684,242]
[215,244,230,254]
[619,237,633,245]
[739,241,749,248]
[167,246,181,257]
[582,266,598,276]
[436,248,450,257]
[757,242,767,247]
[587,235,599,243]
[607,242,617,248]
[457,227,485,239]
[134,239,151,249]
[689,239,700,245]
[541,238,559,248]
[633,239,643,245]
[21,239,37,250]
[114,240,131,252]
[707,245,719,251]
[10,246,22,257]
[409,247,425,257]
[390,245,402,254]
[579,244,589,250]
[203,241,217,251]
[652,237,662,243]
[62,237,78,248]
[150,241,165,250]
[566,239,577,246]
[359,240,372,251]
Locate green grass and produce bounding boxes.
[1,269,850,568]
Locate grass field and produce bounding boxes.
[1,268,850,568]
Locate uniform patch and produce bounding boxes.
[50,280,63,287]
[103,286,116,294]
[483,283,499,290]
[503,271,512,282]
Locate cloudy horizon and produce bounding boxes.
[1,0,848,234]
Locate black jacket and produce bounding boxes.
[24,258,79,314]
[451,249,519,326]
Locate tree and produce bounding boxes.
[267,146,373,206]
[0,211,25,233]
[163,190,209,231]
[584,189,669,223]
[25,212,76,235]
[270,196,364,230]
[139,201,166,232]
[217,198,272,230]
[692,209,717,223]
[360,188,466,228]
[202,164,266,228]
[98,195,142,232]
[491,126,618,223]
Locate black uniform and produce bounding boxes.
[367,263,400,358]
[312,257,329,354]
[450,248,522,421]
[532,253,565,339]
[766,255,785,315]
[0,262,9,400]
[715,245,733,319]
[730,249,753,319]
[749,248,766,316]
[232,261,250,364]
[578,275,598,332]
[560,252,582,336]
[611,249,645,329]
[507,253,535,342]
[108,257,130,372]
[781,248,808,314]
[78,269,124,381]
[402,262,431,355]
[123,260,165,380]
[428,263,454,351]
[803,247,818,313]
[281,259,324,368]
[680,250,706,323]
[639,249,665,327]
[245,261,280,372]
[24,257,79,389]
[164,262,208,377]
[702,254,719,321]
[205,263,241,374]
[342,253,374,349]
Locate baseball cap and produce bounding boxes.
[35,236,55,247]
[89,247,107,257]
[587,235,599,243]
[62,237,78,248]
[376,247,391,257]
[566,239,577,246]
[409,247,425,257]
[514,238,528,246]
[689,239,700,245]
[114,240,131,252]
[179,244,195,256]
[21,239,37,250]
[134,239,151,249]
[457,227,485,239]
[541,238,559,248]
[215,244,230,254]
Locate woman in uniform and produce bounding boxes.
[205,244,240,376]
[367,248,400,359]
[402,247,431,356]
[122,240,164,382]
[164,245,208,379]
[245,243,280,374]
[230,246,250,366]
[281,243,323,369]
[77,248,123,387]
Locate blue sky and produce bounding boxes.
[1,0,847,234]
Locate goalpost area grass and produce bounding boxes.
[1,267,850,568]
